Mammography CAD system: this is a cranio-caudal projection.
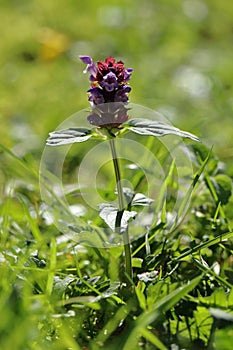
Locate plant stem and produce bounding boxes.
[109,138,132,282]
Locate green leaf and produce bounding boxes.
[121,275,202,349]
[52,275,76,299]
[131,193,154,207]
[198,288,228,308]
[146,280,178,309]
[140,328,167,350]
[192,258,232,289]
[137,270,159,283]
[46,127,92,145]
[94,302,134,347]
[46,237,57,296]
[212,174,232,205]
[127,118,200,141]
[18,195,43,242]
[135,281,147,310]
[99,203,137,232]
[132,257,143,268]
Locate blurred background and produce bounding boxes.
[0,0,233,164]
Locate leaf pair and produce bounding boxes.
[99,189,153,233]
[46,118,200,146]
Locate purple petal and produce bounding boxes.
[114,85,131,102]
[100,72,119,92]
[79,55,98,77]
[124,68,133,82]
[90,75,96,82]
[123,86,131,93]
[79,55,93,64]
[86,63,98,77]
[88,87,105,105]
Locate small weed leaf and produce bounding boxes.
[137,270,159,283]
[46,127,92,145]
[52,275,76,299]
[131,193,154,207]
[127,118,200,141]
[115,187,153,207]
[99,203,137,232]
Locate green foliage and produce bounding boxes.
[127,118,200,141]
[1,1,233,349]
[1,137,233,349]
[47,128,93,146]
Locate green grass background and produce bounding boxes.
[1,0,233,160]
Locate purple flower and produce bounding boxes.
[79,55,98,79]
[80,55,133,128]
[80,55,133,95]
[114,86,131,103]
[124,68,133,82]
[100,72,119,92]
[88,87,105,106]
[79,55,92,64]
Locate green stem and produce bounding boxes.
[109,138,132,283]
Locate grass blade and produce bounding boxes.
[175,147,211,226]
[172,231,233,262]
[141,327,167,350]
[46,237,57,296]
[122,275,202,349]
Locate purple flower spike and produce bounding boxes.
[80,55,133,127]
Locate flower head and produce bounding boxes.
[80,55,133,128]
